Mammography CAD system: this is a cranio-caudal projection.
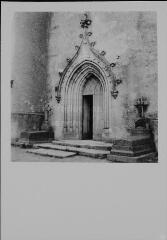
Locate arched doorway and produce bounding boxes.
[61,60,110,140]
[53,13,118,141]
[82,74,103,140]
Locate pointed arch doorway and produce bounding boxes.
[54,13,116,142]
[82,74,103,140]
[61,60,110,141]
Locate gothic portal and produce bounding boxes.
[55,14,115,141]
[61,60,111,141]
[11,11,158,162]
[63,72,104,141]
[52,12,157,164]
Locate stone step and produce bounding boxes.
[27,148,77,158]
[107,152,157,163]
[34,143,110,159]
[112,143,154,152]
[110,148,153,157]
[52,140,113,151]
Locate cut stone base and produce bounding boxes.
[107,152,157,163]
[106,133,157,163]
[19,130,54,145]
[52,140,113,151]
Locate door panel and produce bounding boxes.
[93,93,103,140]
[82,95,93,139]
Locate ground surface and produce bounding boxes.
[11,146,110,163]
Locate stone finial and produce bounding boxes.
[58,69,63,77]
[66,58,71,62]
[79,33,83,38]
[115,79,122,85]
[87,32,92,36]
[56,96,61,103]
[58,72,63,77]
[80,13,92,29]
[75,45,79,50]
[110,62,116,67]
[100,51,106,56]
[90,41,96,47]
[111,90,119,99]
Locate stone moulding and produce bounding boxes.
[61,60,111,138]
[54,25,118,103]
[53,20,120,138]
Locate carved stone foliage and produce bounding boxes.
[55,13,123,102]
[80,13,92,29]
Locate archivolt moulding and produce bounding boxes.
[54,13,122,103]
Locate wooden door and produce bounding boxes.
[93,91,103,140]
[82,95,93,139]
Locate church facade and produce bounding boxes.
[47,12,157,142]
[53,13,122,141]
[11,11,158,160]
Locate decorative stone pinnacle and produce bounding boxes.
[87,32,92,36]
[110,62,116,68]
[80,13,92,29]
[100,51,106,56]
[115,79,122,85]
[75,45,79,50]
[56,96,61,103]
[90,41,96,47]
[111,90,119,99]
[66,58,71,62]
[79,33,83,38]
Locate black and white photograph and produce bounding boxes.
[1,2,167,240]
[11,11,158,163]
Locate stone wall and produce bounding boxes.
[11,12,158,142]
[48,12,157,140]
[11,112,44,141]
[11,12,50,139]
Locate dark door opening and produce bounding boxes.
[82,95,93,139]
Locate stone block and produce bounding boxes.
[34,141,111,159]
[27,148,77,158]
[107,134,156,162]
[107,152,157,163]
[19,130,54,144]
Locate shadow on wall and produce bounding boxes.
[11,12,51,141]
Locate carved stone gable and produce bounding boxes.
[55,13,117,102]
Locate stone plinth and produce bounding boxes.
[107,152,156,163]
[107,133,157,162]
[19,130,54,146]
